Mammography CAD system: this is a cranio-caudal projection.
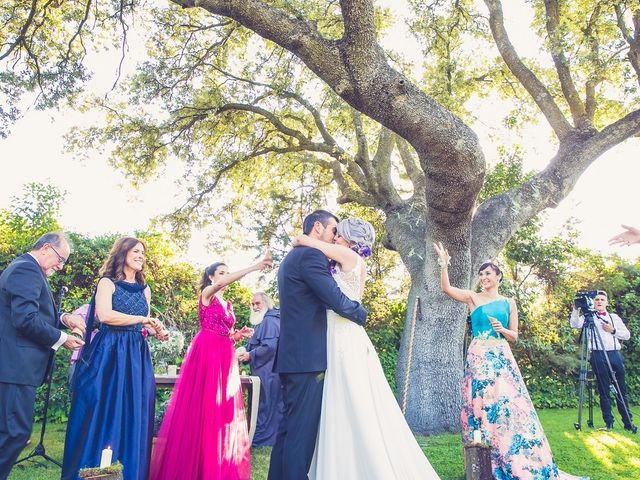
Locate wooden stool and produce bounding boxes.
[464,443,492,480]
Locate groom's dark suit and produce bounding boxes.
[0,254,62,479]
[268,246,367,480]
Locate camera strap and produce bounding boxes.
[607,313,619,350]
[596,312,619,350]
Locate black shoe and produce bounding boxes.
[623,424,637,434]
[606,423,614,431]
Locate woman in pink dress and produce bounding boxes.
[150,257,271,480]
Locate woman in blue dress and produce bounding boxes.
[62,237,168,480]
[434,242,587,480]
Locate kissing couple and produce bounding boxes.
[268,210,440,480]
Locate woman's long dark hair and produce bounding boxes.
[199,262,226,292]
[99,237,147,284]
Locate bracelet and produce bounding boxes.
[437,258,450,268]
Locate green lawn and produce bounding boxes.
[9,408,639,479]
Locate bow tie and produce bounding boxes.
[596,311,607,317]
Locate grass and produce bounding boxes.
[8,408,639,479]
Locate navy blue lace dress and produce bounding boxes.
[62,280,155,480]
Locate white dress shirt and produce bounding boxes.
[570,308,631,351]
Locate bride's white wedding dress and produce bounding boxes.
[309,257,440,479]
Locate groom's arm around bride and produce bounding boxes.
[274,246,367,374]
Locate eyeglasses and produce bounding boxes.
[49,244,68,266]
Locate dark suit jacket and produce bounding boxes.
[274,246,367,373]
[0,253,61,386]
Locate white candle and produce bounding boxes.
[473,430,482,444]
[167,365,177,376]
[99,446,112,468]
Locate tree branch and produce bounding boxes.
[339,0,380,84]
[173,0,353,95]
[471,107,640,267]
[614,4,640,86]
[370,127,402,208]
[543,0,587,127]
[0,0,37,62]
[281,91,336,146]
[171,0,486,227]
[350,109,375,189]
[484,0,573,139]
[217,102,310,142]
[314,157,378,207]
[395,134,426,200]
[340,0,376,46]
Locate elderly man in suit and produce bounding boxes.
[0,232,85,479]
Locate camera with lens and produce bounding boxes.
[574,290,598,314]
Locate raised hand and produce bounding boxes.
[433,242,451,267]
[609,224,640,247]
[256,250,274,272]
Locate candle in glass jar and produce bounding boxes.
[167,365,177,376]
[473,430,482,444]
[99,446,112,468]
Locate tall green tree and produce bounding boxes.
[3,1,640,433]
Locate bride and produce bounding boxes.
[293,218,440,480]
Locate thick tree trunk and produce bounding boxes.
[396,280,468,434]
[388,207,473,433]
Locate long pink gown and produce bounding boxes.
[149,296,251,480]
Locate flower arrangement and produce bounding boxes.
[148,327,185,372]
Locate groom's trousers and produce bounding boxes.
[268,372,324,480]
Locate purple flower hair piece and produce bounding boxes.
[352,243,372,258]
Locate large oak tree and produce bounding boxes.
[2,0,639,433]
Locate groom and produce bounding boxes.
[268,210,368,480]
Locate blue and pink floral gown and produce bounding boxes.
[461,299,588,480]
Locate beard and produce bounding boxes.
[249,307,267,325]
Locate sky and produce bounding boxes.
[1,0,638,269]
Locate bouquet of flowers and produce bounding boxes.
[148,328,185,373]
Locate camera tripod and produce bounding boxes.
[575,312,636,432]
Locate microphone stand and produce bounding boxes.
[14,286,68,468]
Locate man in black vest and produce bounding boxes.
[0,232,85,479]
[267,210,368,480]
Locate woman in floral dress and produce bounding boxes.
[434,243,588,480]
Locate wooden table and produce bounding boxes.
[155,374,261,444]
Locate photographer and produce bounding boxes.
[570,290,634,431]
